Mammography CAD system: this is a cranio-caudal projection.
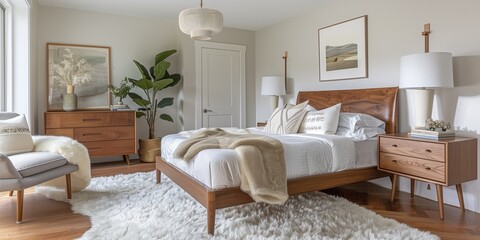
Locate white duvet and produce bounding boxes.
[161,128,360,190]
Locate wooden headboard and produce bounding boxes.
[296,87,399,134]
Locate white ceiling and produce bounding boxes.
[37,0,326,31]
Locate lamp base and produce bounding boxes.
[269,95,279,112]
[409,89,434,129]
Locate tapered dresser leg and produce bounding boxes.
[436,184,444,220]
[156,169,161,184]
[9,191,13,196]
[390,174,398,203]
[456,184,465,212]
[410,179,415,199]
[16,190,24,223]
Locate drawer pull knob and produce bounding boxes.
[425,149,432,153]
[83,119,101,122]
[83,133,101,136]
[392,144,398,147]
[392,159,398,163]
[425,167,431,170]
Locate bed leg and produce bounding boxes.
[207,192,216,235]
[156,169,161,184]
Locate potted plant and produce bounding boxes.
[109,77,132,105]
[127,49,181,162]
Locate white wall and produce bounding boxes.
[178,27,256,131]
[255,0,480,212]
[36,5,181,142]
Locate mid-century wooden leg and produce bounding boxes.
[410,179,415,199]
[9,191,13,196]
[207,193,216,235]
[436,184,444,220]
[456,184,465,212]
[390,174,398,203]
[123,155,131,165]
[66,174,72,200]
[156,169,161,184]
[16,190,24,223]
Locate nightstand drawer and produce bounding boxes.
[379,137,445,162]
[379,152,445,183]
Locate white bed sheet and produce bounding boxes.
[161,128,377,190]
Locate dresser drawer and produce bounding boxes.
[45,112,134,128]
[379,152,445,183]
[74,126,135,142]
[82,139,136,157]
[379,137,445,162]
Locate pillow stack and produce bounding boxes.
[336,113,386,140]
[0,115,34,155]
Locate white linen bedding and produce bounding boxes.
[161,128,376,190]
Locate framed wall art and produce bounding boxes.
[318,15,368,81]
[47,43,111,111]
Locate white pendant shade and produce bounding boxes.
[179,6,223,40]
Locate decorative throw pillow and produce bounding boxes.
[298,103,341,134]
[264,101,309,134]
[0,115,34,155]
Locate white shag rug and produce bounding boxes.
[37,171,439,240]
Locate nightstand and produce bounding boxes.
[378,133,477,219]
[257,122,267,127]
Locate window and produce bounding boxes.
[0,3,4,111]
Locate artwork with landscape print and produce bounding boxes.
[318,16,368,81]
[47,43,111,110]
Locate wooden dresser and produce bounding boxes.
[378,133,477,219]
[45,111,137,165]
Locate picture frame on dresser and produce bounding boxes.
[318,15,368,81]
[47,43,112,111]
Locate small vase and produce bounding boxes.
[63,85,77,111]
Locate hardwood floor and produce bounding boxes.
[1,163,479,239]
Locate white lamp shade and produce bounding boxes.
[261,76,286,96]
[399,52,454,89]
[179,7,223,40]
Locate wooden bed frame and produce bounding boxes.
[156,87,399,235]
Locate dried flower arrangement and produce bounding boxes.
[52,48,92,87]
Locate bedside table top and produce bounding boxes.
[380,133,476,143]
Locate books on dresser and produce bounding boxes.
[409,128,455,139]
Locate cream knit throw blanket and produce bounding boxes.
[174,128,288,205]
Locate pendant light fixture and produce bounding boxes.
[179,0,223,40]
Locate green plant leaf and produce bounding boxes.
[128,92,143,100]
[133,60,151,80]
[136,112,146,118]
[153,61,171,81]
[166,73,181,88]
[152,78,173,91]
[149,66,155,79]
[160,114,174,122]
[157,97,174,108]
[133,98,150,107]
[155,50,177,65]
[133,78,153,90]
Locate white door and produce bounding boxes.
[195,42,246,129]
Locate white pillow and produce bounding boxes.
[336,126,386,141]
[338,113,385,131]
[264,101,309,134]
[299,103,341,134]
[0,115,34,155]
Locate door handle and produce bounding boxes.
[203,109,212,113]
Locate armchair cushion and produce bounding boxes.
[0,153,22,179]
[0,115,34,155]
[9,152,68,177]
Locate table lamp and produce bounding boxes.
[261,76,286,112]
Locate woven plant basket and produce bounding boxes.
[138,138,161,163]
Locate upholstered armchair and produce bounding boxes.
[0,112,79,223]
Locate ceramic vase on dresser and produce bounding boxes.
[63,85,77,111]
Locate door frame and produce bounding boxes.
[194,41,246,129]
